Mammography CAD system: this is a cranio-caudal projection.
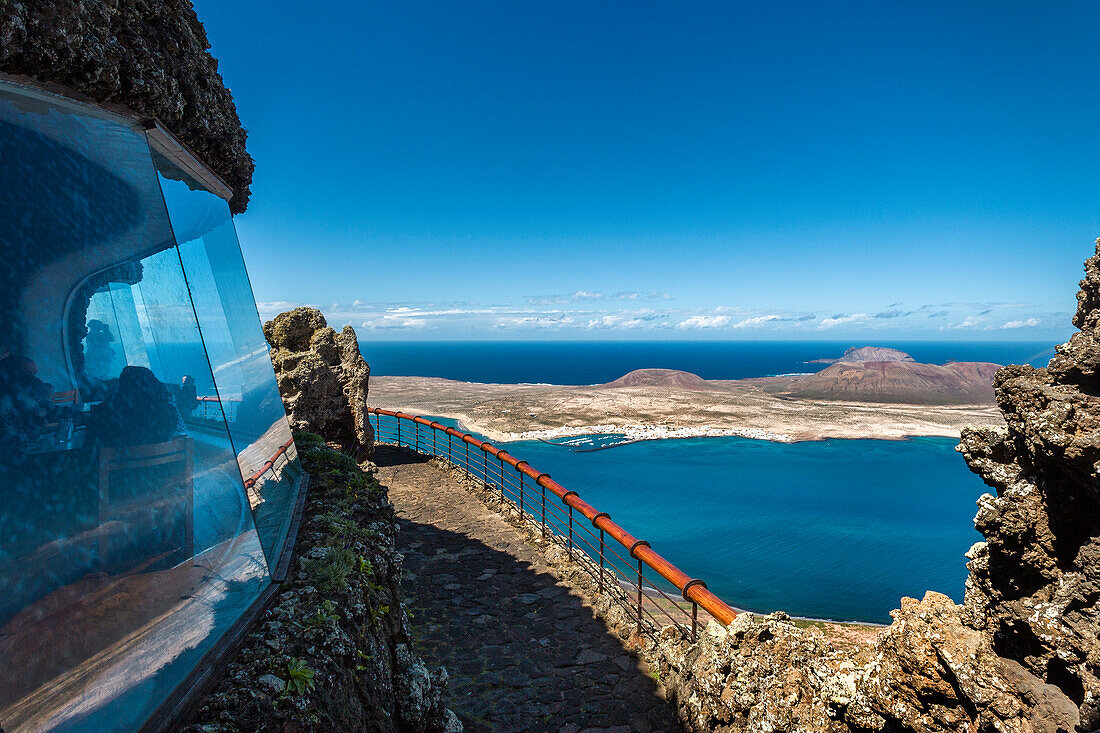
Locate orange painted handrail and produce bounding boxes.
[243,438,294,490]
[370,407,737,628]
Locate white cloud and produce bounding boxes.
[361,316,430,330]
[675,315,732,330]
[731,314,781,329]
[1002,318,1041,329]
[942,316,987,331]
[493,316,574,330]
[818,313,869,329]
[584,313,665,330]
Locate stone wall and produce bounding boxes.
[0,0,254,212]
[265,307,374,458]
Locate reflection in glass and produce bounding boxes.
[0,81,272,732]
[160,167,304,568]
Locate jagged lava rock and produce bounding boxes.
[657,242,1100,732]
[264,307,374,457]
[957,239,1100,729]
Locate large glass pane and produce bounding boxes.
[157,165,303,568]
[0,81,270,732]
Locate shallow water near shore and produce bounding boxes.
[432,421,984,624]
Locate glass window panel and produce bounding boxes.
[0,81,270,732]
[157,168,304,568]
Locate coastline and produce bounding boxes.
[371,372,1004,446]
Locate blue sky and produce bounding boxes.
[195,1,1099,341]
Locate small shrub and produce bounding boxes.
[285,658,316,695]
[306,449,359,472]
[303,547,357,594]
[317,510,360,541]
[293,432,326,449]
[304,599,340,627]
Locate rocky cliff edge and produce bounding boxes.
[656,241,1100,733]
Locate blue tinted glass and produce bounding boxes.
[0,81,269,732]
[158,171,304,568]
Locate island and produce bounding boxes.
[370,347,1007,443]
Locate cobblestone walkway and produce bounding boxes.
[373,445,681,733]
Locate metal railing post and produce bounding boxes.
[415,421,419,452]
[568,505,573,560]
[541,482,546,537]
[432,426,437,456]
[637,560,644,635]
[447,433,452,464]
[396,418,401,447]
[465,442,470,478]
[519,472,524,516]
[599,530,605,594]
[499,458,505,502]
[483,450,489,488]
[692,602,699,643]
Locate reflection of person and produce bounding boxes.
[86,366,186,449]
[178,375,198,416]
[84,319,117,382]
[0,355,54,452]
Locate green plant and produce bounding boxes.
[317,510,360,540]
[303,547,357,594]
[304,600,340,627]
[306,448,359,472]
[293,432,326,448]
[285,658,316,695]
[368,603,390,625]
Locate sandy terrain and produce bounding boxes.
[369,375,1004,443]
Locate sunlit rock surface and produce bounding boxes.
[264,307,374,458]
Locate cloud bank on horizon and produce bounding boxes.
[256,291,1071,341]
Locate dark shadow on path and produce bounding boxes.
[375,447,682,732]
[373,443,432,467]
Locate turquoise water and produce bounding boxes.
[489,433,984,624]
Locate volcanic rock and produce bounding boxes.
[809,346,917,364]
[0,0,254,212]
[780,360,1002,404]
[601,368,713,390]
[264,307,374,457]
[656,241,1100,732]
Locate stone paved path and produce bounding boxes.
[373,445,682,733]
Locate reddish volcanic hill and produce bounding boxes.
[601,368,713,390]
[775,360,1002,404]
[808,346,916,364]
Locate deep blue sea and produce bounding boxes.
[366,340,1059,623]
[503,435,983,624]
[360,339,1058,384]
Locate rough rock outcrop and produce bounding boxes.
[957,240,1100,729]
[0,0,254,212]
[645,242,1100,732]
[264,307,374,458]
[179,434,459,732]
